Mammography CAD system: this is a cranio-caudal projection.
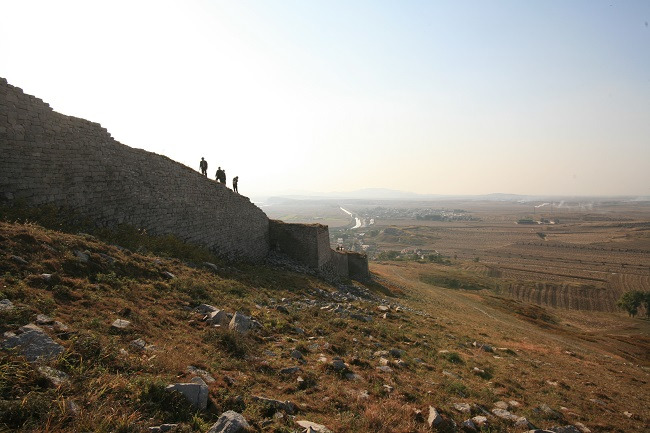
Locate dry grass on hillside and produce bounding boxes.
[0,221,648,432]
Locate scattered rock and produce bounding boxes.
[492,408,519,422]
[252,396,295,414]
[2,324,64,362]
[389,348,406,358]
[40,273,53,282]
[35,314,54,325]
[187,365,216,383]
[207,310,230,326]
[454,402,472,413]
[461,418,477,431]
[0,299,14,311]
[376,365,393,373]
[549,426,582,433]
[331,358,347,371]
[11,255,28,265]
[471,416,488,427]
[573,422,591,433]
[275,305,290,314]
[162,271,175,279]
[443,370,462,380]
[535,403,563,420]
[428,406,444,428]
[203,262,220,273]
[280,366,301,375]
[382,384,394,393]
[296,420,332,433]
[207,411,250,433]
[52,321,69,333]
[111,319,131,330]
[494,401,509,409]
[73,250,90,263]
[229,312,253,334]
[377,305,390,312]
[290,349,304,360]
[130,338,148,351]
[345,372,361,380]
[194,304,218,314]
[148,424,178,433]
[38,366,70,386]
[514,418,532,429]
[165,377,209,410]
[472,341,493,352]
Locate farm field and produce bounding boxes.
[266,198,650,312]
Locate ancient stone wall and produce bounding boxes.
[269,220,329,269]
[0,78,269,261]
[330,250,349,279]
[348,252,370,281]
[269,220,369,281]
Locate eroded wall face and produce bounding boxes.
[0,78,269,261]
[269,220,322,268]
[348,252,370,281]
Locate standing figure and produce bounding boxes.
[199,157,208,176]
[215,167,223,182]
[222,169,227,186]
[233,176,239,193]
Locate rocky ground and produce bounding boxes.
[0,221,648,432]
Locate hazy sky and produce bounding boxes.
[2,1,649,197]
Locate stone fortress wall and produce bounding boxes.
[0,78,368,279]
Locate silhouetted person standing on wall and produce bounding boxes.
[200,157,208,176]
[216,167,224,183]
[233,176,239,193]
[222,169,227,186]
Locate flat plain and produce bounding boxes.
[264,198,650,312]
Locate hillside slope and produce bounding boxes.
[0,221,648,433]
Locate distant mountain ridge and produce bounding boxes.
[259,188,649,203]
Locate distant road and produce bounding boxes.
[340,207,362,229]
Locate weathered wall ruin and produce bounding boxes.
[0,77,369,279]
[269,220,369,281]
[0,78,269,261]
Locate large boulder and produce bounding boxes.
[2,324,64,362]
[206,411,250,433]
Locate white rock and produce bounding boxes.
[229,312,253,334]
[111,319,131,329]
[207,309,230,326]
[165,377,209,410]
[207,411,250,433]
[38,366,70,386]
[2,324,64,362]
[453,402,471,413]
[427,406,443,427]
[194,304,218,314]
[296,420,332,433]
